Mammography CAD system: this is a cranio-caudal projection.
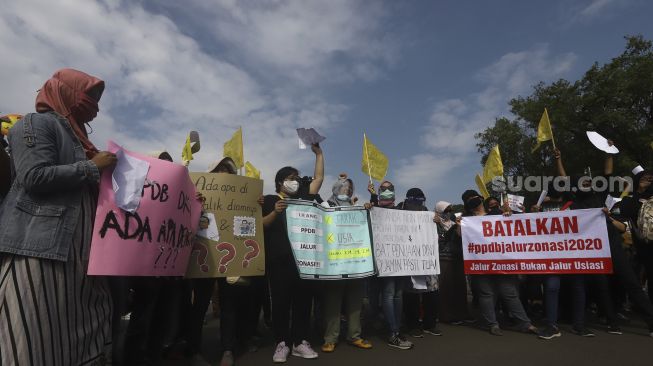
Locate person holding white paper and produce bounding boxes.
[434,201,471,325]
[0,69,116,366]
[262,143,324,363]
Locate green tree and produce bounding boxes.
[476,35,653,192]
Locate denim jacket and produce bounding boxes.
[0,112,100,261]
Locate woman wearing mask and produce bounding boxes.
[398,189,441,339]
[262,143,324,363]
[321,174,372,353]
[434,201,470,324]
[0,69,116,365]
[457,190,537,336]
[366,181,413,350]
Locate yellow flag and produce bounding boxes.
[482,145,503,184]
[532,108,554,152]
[362,134,389,182]
[181,134,193,162]
[1,114,23,136]
[475,174,490,199]
[224,127,244,169]
[245,161,260,179]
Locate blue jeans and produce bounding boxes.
[382,277,403,334]
[544,275,585,329]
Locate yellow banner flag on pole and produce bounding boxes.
[532,108,556,152]
[362,133,389,182]
[181,134,193,165]
[482,145,503,185]
[224,127,244,169]
[245,161,260,179]
[475,174,490,199]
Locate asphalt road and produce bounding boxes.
[154,314,653,366]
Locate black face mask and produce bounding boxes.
[465,197,484,212]
[448,212,457,221]
[488,207,503,216]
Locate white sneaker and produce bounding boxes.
[273,342,290,363]
[292,340,319,359]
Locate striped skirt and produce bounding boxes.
[0,189,112,366]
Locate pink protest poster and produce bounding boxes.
[87,141,202,276]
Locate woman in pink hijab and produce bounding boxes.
[0,69,116,365]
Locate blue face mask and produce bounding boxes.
[337,194,350,201]
[379,190,395,199]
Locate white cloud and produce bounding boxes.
[0,0,390,194]
[179,0,399,85]
[579,0,618,18]
[398,44,576,200]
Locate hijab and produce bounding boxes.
[328,175,354,206]
[435,200,454,231]
[35,68,104,158]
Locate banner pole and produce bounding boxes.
[364,133,373,184]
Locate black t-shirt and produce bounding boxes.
[263,193,316,266]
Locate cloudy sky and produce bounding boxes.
[1,0,652,204]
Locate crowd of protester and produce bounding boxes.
[2,69,653,366]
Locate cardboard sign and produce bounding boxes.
[285,200,375,279]
[187,173,265,278]
[370,207,440,277]
[461,208,612,274]
[88,141,202,276]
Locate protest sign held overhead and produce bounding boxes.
[461,208,612,275]
[285,200,374,279]
[188,172,265,278]
[88,141,202,276]
[371,207,440,277]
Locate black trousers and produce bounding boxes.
[268,260,313,345]
[124,278,181,365]
[185,278,216,354]
[404,291,439,330]
[611,239,653,330]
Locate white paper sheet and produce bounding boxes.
[296,128,326,146]
[586,131,619,154]
[112,149,150,213]
[411,276,427,290]
[605,195,622,211]
[536,190,548,207]
[507,194,525,213]
[197,212,220,241]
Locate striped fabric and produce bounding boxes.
[0,188,112,366]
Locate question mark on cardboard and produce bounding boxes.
[216,242,236,274]
[192,240,210,273]
[242,239,260,268]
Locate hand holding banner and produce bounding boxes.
[187,173,265,277]
[461,208,611,274]
[88,141,202,276]
[285,200,374,279]
[370,207,440,277]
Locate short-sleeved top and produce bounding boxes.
[263,193,317,266]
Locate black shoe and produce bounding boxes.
[537,326,562,340]
[409,328,424,338]
[387,334,413,350]
[489,326,503,336]
[424,327,443,336]
[607,325,623,335]
[572,327,595,337]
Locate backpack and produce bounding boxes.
[637,198,653,241]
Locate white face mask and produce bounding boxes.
[283,180,299,194]
[337,194,350,201]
